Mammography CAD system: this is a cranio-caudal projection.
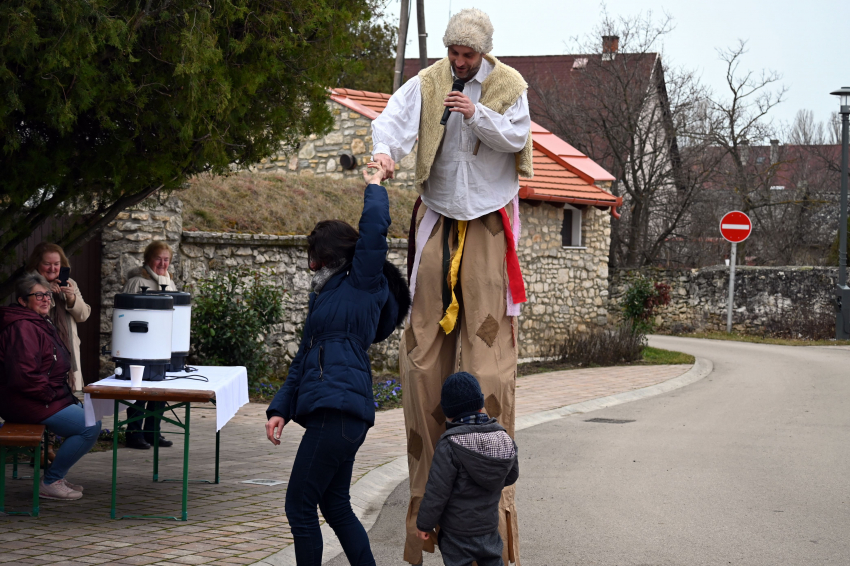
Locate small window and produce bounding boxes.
[561,206,582,247]
[572,57,588,70]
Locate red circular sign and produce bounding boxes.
[719,211,752,243]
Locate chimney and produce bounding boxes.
[602,35,619,53]
[770,139,780,165]
[740,139,749,166]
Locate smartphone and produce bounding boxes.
[58,266,70,287]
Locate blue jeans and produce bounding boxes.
[40,404,102,484]
[285,409,376,566]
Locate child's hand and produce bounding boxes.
[416,529,432,541]
[362,161,384,185]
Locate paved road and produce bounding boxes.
[331,336,850,565]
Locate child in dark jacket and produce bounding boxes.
[416,371,519,566]
[265,163,409,566]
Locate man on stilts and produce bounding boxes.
[371,8,532,564]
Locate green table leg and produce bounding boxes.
[12,452,17,480]
[181,403,190,521]
[215,429,220,485]
[153,405,161,482]
[1,445,6,514]
[1,444,41,517]
[32,440,40,517]
[110,400,119,520]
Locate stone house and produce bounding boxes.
[243,87,622,359]
[95,87,622,377]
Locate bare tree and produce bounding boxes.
[528,10,718,268]
[703,41,790,258]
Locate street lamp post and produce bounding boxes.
[832,87,850,339]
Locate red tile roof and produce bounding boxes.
[328,87,621,212]
[329,88,390,120]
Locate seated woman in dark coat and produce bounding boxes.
[264,163,409,566]
[0,273,102,501]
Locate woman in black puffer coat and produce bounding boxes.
[265,163,409,566]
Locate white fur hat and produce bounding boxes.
[442,8,493,54]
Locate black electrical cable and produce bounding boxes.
[162,375,209,382]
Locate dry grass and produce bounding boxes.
[670,331,850,347]
[517,346,694,377]
[180,171,420,238]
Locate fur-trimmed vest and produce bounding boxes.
[415,54,534,192]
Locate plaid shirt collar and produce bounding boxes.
[451,412,491,426]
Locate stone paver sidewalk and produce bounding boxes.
[0,364,690,565]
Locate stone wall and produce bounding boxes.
[250,101,418,190]
[98,195,615,376]
[518,202,612,358]
[174,232,409,374]
[99,196,183,376]
[609,266,836,333]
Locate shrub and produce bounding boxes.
[373,378,402,410]
[759,301,835,340]
[622,276,671,334]
[551,324,646,367]
[252,381,281,400]
[190,267,285,384]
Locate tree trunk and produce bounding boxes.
[393,0,411,92]
[416,0,428,70]
[625,199,646,267]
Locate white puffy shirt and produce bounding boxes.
[371,58,531,221]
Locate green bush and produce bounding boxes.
[190,267,285,384]
[621,275,671,334]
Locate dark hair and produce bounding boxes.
[16,272,50,302]
[307,220,359,269]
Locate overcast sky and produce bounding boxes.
[384,0,849,137]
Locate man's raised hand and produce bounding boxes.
[373,153,395,180]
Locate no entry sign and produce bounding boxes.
[720,211,752,243]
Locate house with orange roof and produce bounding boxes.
[257,87,622,357]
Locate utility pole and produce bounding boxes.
[393,0,411,93]
[417,0,428,70]
[726,243,737,333]
[831,87,850,338]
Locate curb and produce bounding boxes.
[254,357,713,566]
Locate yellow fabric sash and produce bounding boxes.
[439,220,468,334]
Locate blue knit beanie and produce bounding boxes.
[441,372,484,419]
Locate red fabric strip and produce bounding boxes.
[498,207,527,304]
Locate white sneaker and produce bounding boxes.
[40,479,83,500]
[60,478,83,492]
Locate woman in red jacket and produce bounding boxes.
[0,273,102,501]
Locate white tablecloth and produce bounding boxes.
[84,366,249,432]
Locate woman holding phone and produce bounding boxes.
[26,243,91,392]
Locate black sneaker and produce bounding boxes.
[125,435,151,450]
[145,435,173,448]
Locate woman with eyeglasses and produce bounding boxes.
[0,273,102,501]
[26,242,91,392]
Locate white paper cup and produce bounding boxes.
[130,365,144,388]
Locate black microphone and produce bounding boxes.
[440,79,466,126]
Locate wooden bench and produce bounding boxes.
[0,423,46,517]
